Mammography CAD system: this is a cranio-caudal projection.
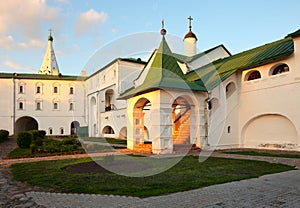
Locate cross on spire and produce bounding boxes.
[49,28,53,36]
[188,16,193,30]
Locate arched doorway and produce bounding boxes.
[102,126,115,134]
[133,98,151,145]
[70,121,80,136]
[105,89,114,111]
[172,97,191,144]
[243,114,298,148]
[15,116,38,135]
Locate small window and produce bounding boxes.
[53,86,58,93]
[60,128,64,135]
[246,70,261,81]
[19,85,24,93]
[36,102,41,110]
[271,64,289,75]
[36,86,41,94]
[70,87,74,94]
[53,102,58,110]
[69,103,74,111]
[19,102,23,110]
[49,128,53,135]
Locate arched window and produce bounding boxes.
[60,128,64,135]
[53,99,60,110]
[226,82,236,98]
[19,102,24,110]
[53,83,59,94]
[245,70,261,81]
[36,82,43,94]
[271,63,289,75]
[18,82,25,94]
[49,128,53,135]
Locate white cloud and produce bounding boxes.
[4,60,36,72]
[0,0,61,48]
[0,35,45,50]
[74,9,108,37]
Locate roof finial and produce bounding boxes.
[188,16,193,31]
[160,19,166,36]
[48,28,53,41]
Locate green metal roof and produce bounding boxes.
[186,37,294,91]
[0,72,84,81]
[119,37,205,99]
[286,29,300,38]
[173,44,231,63]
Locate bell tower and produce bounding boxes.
[39,29,60,75]
[184,16,198,56]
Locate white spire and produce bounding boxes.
[39,29,60,75]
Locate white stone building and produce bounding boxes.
[1,20,300,154]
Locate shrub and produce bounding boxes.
[0,129,9,142]
[16,132,33,148]
[62,137,79,146]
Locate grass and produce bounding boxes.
[11,155,295,197]
[223,151,300,159]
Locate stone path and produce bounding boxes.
[1,138,300,208]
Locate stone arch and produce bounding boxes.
[119,126,127,139]
[70,121,80,136]
[172,96,190,144]
[133,97,151,145]
[15,116,38,135]
[171,94,199,146]
[242,114,298,149]
[102,125,115,134]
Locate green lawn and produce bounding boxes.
[223,151,300,159]
[11,155,295,197]
[79,137,127,145]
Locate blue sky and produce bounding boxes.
[1,0,300,75]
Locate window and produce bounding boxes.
[49,128,53,135]
[36,102,41,110]
[53,102,58,110]
[69,102,74,111]
[69,87,74,94]
[53,86,58,93]
[36,86,41,94]
[19,85,23,93]
[19,102,23,110]
[271,64,289,75]
[60,128,64,135]
[246,70,261,81]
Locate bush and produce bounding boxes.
[29,130,46,147]
[62,137,79,146]
[16,132,33,148]
[0,129,9,142]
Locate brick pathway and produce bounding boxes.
[1,139,300,208]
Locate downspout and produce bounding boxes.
[204,91,211,147]
[12,73,17,136]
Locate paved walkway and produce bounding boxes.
[1,139,300,207]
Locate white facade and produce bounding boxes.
[1,27,300,153]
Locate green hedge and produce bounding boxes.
[0,129,9,142]
[16,132,33,148]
